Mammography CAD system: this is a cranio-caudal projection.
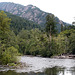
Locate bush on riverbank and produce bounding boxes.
[0,11,19,65]
[0,46,19,65]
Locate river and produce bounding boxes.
[0,56,75,75]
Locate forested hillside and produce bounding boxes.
[0,11,75,65]
[0,2,71,32]
[0,10,40,34]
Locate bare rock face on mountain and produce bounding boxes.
[0,2,70,31]
[0,2,47,25]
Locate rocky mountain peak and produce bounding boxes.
[0,2,70,32]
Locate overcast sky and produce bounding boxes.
[0,0,75,24]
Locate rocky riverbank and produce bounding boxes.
[52,55,75,59]
[0,62,27,71]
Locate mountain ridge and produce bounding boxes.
[0,10,40,34]
[0,2,71,32]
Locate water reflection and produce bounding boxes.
[45,67,62,75]
[0,67,75,75]
[45,67,75,75]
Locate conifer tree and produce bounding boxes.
[45,14,57,51]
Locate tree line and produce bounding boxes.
[0,11,75,65]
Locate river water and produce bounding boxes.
[0,56,75,75]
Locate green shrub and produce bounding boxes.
[1,46,19,65]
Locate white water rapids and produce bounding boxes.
[0,56,75,75]
[16,56,75,73]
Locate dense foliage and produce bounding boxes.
[17,28,75,56]
[0,11,75,65]
[0,11,19,65]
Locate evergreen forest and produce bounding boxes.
[0,11,75,65]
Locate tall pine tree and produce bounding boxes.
[45,14,57,52]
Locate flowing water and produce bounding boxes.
[0,56,75,75]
